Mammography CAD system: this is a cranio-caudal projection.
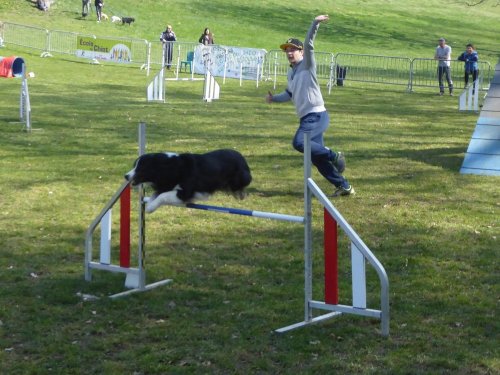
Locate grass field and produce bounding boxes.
[1,0,499,374]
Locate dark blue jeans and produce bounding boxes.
[465,69,478,87]
[292,111,349,189]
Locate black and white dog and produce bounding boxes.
[125,149,252,213]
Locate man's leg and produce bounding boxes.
[472,70,478,93]
[167,45,173,69]
[292,112,349,189]
[438,67,445,94]
[445,67,454,94]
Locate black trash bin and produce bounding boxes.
[336,65,348,86]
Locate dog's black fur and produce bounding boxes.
[125,149,252,213]
[121,17,135,25]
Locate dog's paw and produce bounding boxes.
[157,191,184,206]
[145,201,158,213]
[232,190,248,200]
[193,192,210,201]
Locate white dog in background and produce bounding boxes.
[100,13,109,20]
[111,15,121,23]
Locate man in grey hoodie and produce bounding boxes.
[266,14,354,197]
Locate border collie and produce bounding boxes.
[121,17,135,25]
[125,149,252,213]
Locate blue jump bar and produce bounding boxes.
[185,203,304,223]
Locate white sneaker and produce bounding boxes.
[332,185,355,197]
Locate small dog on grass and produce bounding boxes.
[111,15,121,23]
[121,17,135,25]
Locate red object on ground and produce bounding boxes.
[324,208,339,304]
[120,184,131,268]
[0,56,25,77]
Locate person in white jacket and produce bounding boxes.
[266,15,354,197]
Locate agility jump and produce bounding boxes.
[84,123,390,336]
[85,123,172,298]
[147,48,220,102]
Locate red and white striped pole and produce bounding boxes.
[323,208,338,305]
[119,184,131,268]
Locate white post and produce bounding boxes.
[273,53,278,90]
[351,242,367,308]
[239,63,243,87]
[146,42,151,76]
[303,132,313,323]
[19,63,31,132]
[223,48,228,84]
[147,68,165,102]
[256,63,260,88]
[99,210,112,264]
[328,59,334,95]
[137,122,147,289]
[203,69,220,102]
[174,43,181,79]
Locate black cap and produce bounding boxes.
[280,38,303,50]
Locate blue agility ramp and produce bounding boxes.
[460,61,500,176]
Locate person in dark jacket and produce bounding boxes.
[95,0,103,22]
[457,44,479,89]
[198,28,214,45]
[160,25,177,69]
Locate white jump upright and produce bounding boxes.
[146,50,220,103]
[146,67,165,102]
[203,68,220,102]
[274,138,390,335]
[99,209,112,265]
[19,63,31,132]
[84,123,172,298]
[459,77,482,112]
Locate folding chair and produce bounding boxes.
[180,51,194,73]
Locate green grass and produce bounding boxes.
[1,1,499,374]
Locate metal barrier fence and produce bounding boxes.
[265,49,334,89]
[149,40,198,69]
[410,58,491,91]
[48,30,149,65]
[0,21,150,66]
[0,20,492,91]
[266,52,492,92]
[1,22,48,52]
[335,53,412,89]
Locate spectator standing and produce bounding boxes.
[198,28,215,45]
[457,43,479,90]
[95,0,103,22]
[266,15,354,197]
[434,37,454,96]
[82,0,91,17]
[160,25,177,69]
